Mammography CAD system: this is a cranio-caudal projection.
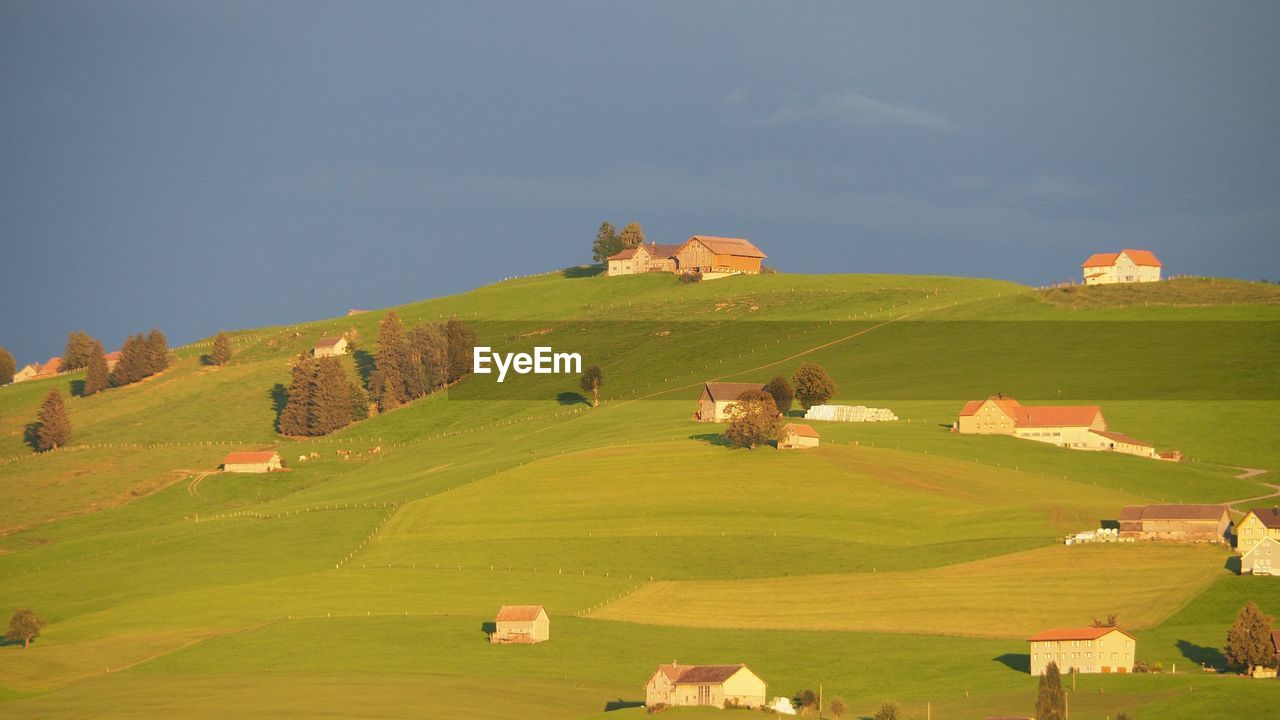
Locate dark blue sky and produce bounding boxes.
[3,1,1278,362]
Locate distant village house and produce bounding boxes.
[1118,504,1232,544]
[608,235,767,278]
[312,335,349,357]
[491,605,549,644]
[1241,536,1278,576]
[644,662,767,709]
[1237,507,1280,555]
[11,364,39,383]
[778,423,820,449]
[221,451,283,473]
[1081,249,1162,285]
[955,396,1161,458]
[1027,627,1135,675]
[694,382,765,423]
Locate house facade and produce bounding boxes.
[491,605,549,643]
[1117,504,1232,543]
[1237,508,1280,555]
[607,236,766,277]
[693,382,765,423]
[312,336,349,357]
[1241,537,1279,575]
[644,663,766,709]
[1027,627,1136,675]
[956,396,1163,457]
[779,423,820,449]
[221,451,283,473]
[1080,249,1162,285]
[12,364,39,383]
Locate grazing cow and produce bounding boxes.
[369,446,382,455]
[298,454,308,463]
[309,451,320,459]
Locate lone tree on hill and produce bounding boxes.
[873,701,900,720]
[1224,601,1276,675]
[618,221,645,249]
[0,346,15,386]
[210,332,232,366]
[724,389,780,449]
[1035,661,1066,720]
[60,331,99,372]
[445,318,477,384]
[763,375,794,416]
[591,221,621,263]
[829,696,847,719]
[579,365,603,407]
[793,362,837,409]
[6,609,45,649]
[35,388,71,451]
[83,342,109,396]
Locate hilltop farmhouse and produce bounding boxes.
[1241,537,1279,575]
[955,396,1160,458]
[312,336,349,357]
[1081,249,1162,285]
[12,363,39,383]
[608,235,767,277]
[221,451,283,473]
[778,423,820,449]
[491,605,549,644]
[1118,504,1232,544]
[1236,508,1280,555]
[1028,627,1136,675]
[644,662,767,709]
[694,382,765,423]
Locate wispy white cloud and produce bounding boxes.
[752,89,955,131]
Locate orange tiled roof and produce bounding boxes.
[1027,627,1132,642]
[222,451,280,465]
[783,423,820,438]
[1081,252,1120,268]
[607,247,641,261]
[1015,405,1101,428]
[496,605,545,622]
[1080,249,1161,268]
[1119,504,1227,522]
[1121,249,1162,267]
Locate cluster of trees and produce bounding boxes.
[590,220,646,263]
[6,608,45,649]
[723,364,836,449]
[368,313,475,412]
[108,329,169,389]
[278,356,369,436]
[56,330,114,396]
[790,689,855,718]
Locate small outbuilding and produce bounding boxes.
[778,423,820,449]
[312,336,349,357]
[645,662,766,709]
[1242,537,1279,576]
[693,381,765,423]
[221,451,283,473]
[491,605,549,644]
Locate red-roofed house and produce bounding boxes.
[491,605,549,643]
[956,396,1159,458]
[1027,627,1135,675]
[644,662,767,709]
[1081,249,1162,285]
[33,356,63,378]
[221,451,283,473]
[778,423,820,449]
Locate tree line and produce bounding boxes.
[724,363,837,449]
[590,220,646,263]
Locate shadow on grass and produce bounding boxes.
[562,265,604,279]
[994,652,1030,674]
[690,432,737,448]
[604,700,644,711]
[353,349,376,386]
[479,621,495,639]
[1223,555,1242,575]
[557,391,589,407]
[1176,640,1225,670]
[0,636,29,648]
[69,379,86,396]
[22,423,42,452]
[269,384,288,431]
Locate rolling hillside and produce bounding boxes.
[1,270,1278,719]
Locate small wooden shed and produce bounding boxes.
[312,336,349,357]
[778,423,820,449]
[221,451,283,473]
[491,605,549,644]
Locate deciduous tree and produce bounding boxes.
[83,341,109,396]
[618,221,645,249]
[35,388,71,451]
[724,389,780,449]
[591,221,621,263]
[791,689,818,715]
[210,332,232,366]
[1225,601,1276,674]
[579,365,603,407]
[792,362,837,409]
[0,346,16,386]
[763,375,794,416]
[1035,661,1066,720]
[829,697,847,719]
[6,609,45,649]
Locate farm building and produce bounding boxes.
[491,605,549,644]
[1027,627,1136,675]
[221,451,283,473]
[312,336,349,357]
[1241,537,1279,575]
[955,396,1159,457]
[1117,504,1232,543]
[11,364,39,383]
[644,662,767,709]
[693,382,765,423]
[607,236,766,277]
[778,423,820,449]
[1237,507,1280,555]
[1080,249,1162,285]
[804,404,897,422]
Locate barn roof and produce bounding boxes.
[314,336,346,348]
[959,396,1022,417]
[783,423,820,438]
[496,605,545,622]
[1080,249,1162,268]
[671,664,748,684]
[687,235,766,259]
[1120,249,1162,267]
[222,451,281,465]
[1027,627,1132,642]
[1243,507,1280,529]
[1118,504,1228,522]
[1089,429,1151,447]
[704,382,765,402]
[1081,252,1120,268]
[1014,405,1101,428]
[647,242,684,258]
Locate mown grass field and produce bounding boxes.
[1,270,1278,719]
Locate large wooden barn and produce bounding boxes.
[491,605,550,644]
[644,662,767,709]
[607,235,766,277]
[1117,504,1232,544]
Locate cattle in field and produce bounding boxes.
[298,454,308,463]
[309,451,320,459]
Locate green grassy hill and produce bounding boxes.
[1,270,1277,719]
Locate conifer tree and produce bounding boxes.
[445,319,476,384]
[109,334,147,387]
[60,331,98,371]
[35,388,72,451]
[408,323,449,393]
[0,346,15,386]
[371,312,413,411]
[83,340,109,396]
[1035,661,1066,720]
[618,221,645,249]
[1225,601,1276,674]
[210,332,232,366]
[349,382,371,421]
[591,221,621,262]
[146,329,169,374]
[308,358,353,435]
[278,356,314,436]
